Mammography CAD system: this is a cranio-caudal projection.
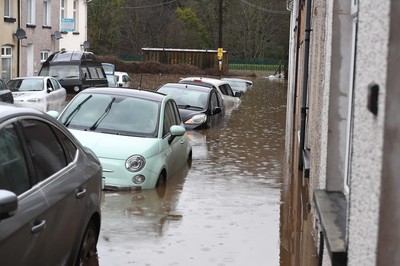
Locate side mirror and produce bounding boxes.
[0,190,18,221]
[234,92,242,98]
[168,125,186,144]
[213,106,222,114]
[46,110,60,119]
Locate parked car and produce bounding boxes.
[115,71,132,87]
[0,79,13,103]
[157,83,225,130]
[38,50,108,93]
[221,77,253,94]
[50,87,192,190]
[179,77,241,109]
[0,103,102,265]
[6,76,66,112]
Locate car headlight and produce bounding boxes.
[125,155,145,172]
[185,114,207,125]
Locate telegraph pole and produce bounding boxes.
[218,0,223,75]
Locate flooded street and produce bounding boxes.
[96,77,292,265]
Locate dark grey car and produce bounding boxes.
[0,79,13,103]
[0,103,102,265]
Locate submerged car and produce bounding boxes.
[221,77,253,94]
[0,79,13,103]
[114,71,132,88]
[0,103,102,265]
[179,77,241,109]
[7,76,66,112]
[51,87,192,190]
[157,83,225,130]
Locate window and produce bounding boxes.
[21,119,68,182]
[0,124,30,195]
[27,0,36,24]
[4,0,11,17]
[61,0,65,18]
[1,46,12,81]
[43,0,51,26]
[163,101,180,137]
[41,50,50,62]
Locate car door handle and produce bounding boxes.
[180,139,184,145]
[76,188,87,199]
[31,219,46,234]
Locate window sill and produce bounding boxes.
[27,24,36,28]
[73,32,80,35]
[42,25,52,29]
[4,17,16,23]
[313,189,348,265]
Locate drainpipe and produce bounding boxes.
[298,0,312,170]
[17,0,21,76]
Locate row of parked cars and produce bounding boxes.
[0,71,252,264]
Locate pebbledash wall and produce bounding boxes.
[286,0,400,265]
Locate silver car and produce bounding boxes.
[0,103,102,265]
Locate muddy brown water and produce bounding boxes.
[73,77,312,265]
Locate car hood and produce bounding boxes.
[178,108,205,122]
[12,91,43,99]
[69,129,160,159]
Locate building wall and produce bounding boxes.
[20,0,61,76]
[1,0,19,80]
[59,0,88,51]
[347,0,390,264]
[287,0,396,265]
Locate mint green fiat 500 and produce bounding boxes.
[53,87,192,190]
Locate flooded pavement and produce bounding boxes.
[94,77,312,265]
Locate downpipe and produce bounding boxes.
[298,0,312,170]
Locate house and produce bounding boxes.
[286,0,399,265]
[0,0,89,79]
[1,0,19,81]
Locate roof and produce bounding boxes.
[0,103,44,122]
[78,87,167,102]
[159,83,213,93]
[179,77,228,87]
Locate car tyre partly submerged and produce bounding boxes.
[75,221,99,266]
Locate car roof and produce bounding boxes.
[0,103,45,122]
[8,76,53,80]
[179,77,228,87]
[77,87,166,102]
[114,71,128,75]
[159,83,213,93]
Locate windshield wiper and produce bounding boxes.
[64,95,93,127]
[90,97,116,131]
[178,104,203,110]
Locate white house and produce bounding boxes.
[286,0,399,265]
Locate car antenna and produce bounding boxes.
[139,74,143,90]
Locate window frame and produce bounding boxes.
[43,0,51,26]
[4,0,12,18]
[1,46,12,81]
[27,0,36,25]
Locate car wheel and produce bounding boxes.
[187,151,193,168]
[156,172,167,197]
[75,220,98,266]
[205,115,212,128]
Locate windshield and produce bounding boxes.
[158,86,208,109]
[60,93,160,137]
[7,79,44,92]
[40,65,80,79]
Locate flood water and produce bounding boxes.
[94,77,310,265]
